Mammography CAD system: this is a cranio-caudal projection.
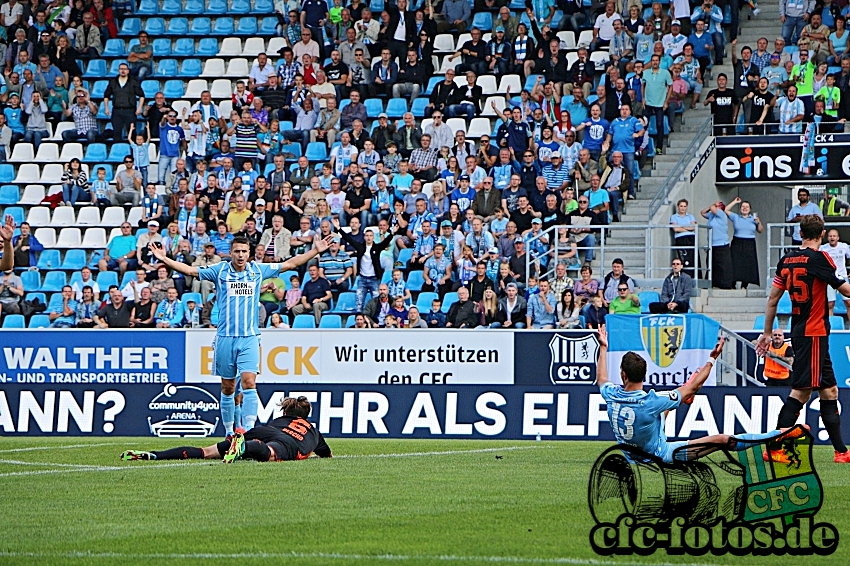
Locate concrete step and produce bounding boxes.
[705,296,768,309]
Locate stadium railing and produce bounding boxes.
[765,221,850,286]
[526,223,712,287]
[647,115,713,221]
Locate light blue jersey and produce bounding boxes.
[600,382,684,461]
[198,260,283,337]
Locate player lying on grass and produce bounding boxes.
[121,397,332,462]
[596,325,806,462]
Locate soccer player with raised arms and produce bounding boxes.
[149,232,333,436]
[596,326,805,462]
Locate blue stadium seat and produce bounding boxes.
[136,0,159,14]
[471,12,493,31]
[184,0,204,13]
[638,291,660,313]
[144,17,165,35]
[25,292,46,304]
[153,37,171,57]
[90,80,108,98]
[284,143,302,161]
[189,17,212,36]
[411,97,429,117]
[83,59,107,78]
[423,76,442,95]
[20,270,40,291]
[3,205,24,225]
[163,80,186,99]
[182,292,202,307]
[259,16,277,35]
[753,315,779,330]
[370,0,384,11]
[385,98,407,119]
[236,17,258,35]
[167,17,189,35]
[0,184,19,204]
[231,0,250,13]
[776,291,792,315]
[2,315,25,328]
[253,0,273,12]
[406,271,425,292]
[293,314,316,328]
[161,0,182,13]
[46,292,64,313]
[830,315,845,331]
[415,292,437,312]
[83,143,108,163]
[207,0,228,13]
[319,314,342,328]
[119,18,141,37]
[96,271,118,289]
[330,292,357,314]
[155,59,178,77]
[60,249,87,270]
[441,292,458,313]
[107,143,131,162]
[305,142,328,161]
[141,80,160,99]
[397,248,414,266]
[345,315,357,327]
[0,164,14,183]
[103,39,126,57]
[364,98,383,118]
[835,299,847,315]
[179,59,202,77]
[524,74,542,91]
[212,17,235,35]
[648,115,670,137]
[36,250,61,270]
[174,38,197,56]
[40,271,67,292]
[28,314,51,329]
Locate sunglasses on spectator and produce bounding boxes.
[618,287,629,292]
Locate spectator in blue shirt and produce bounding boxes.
[154,287,184,328]
[575,103,608,162]
[210,221,235,259]
[290,264,332,325]
[49,285,78,328]
[701,200,734,289]
[526,277,557,329]
[605,104,644,199]
[786,188,822,245]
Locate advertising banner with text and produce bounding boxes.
[0,384,847,442]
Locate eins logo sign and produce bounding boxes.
[719,148,794,180]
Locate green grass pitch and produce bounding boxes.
[0,438,847,566]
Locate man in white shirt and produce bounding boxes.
[423,111,454,152]
[592,1,622,52]
[820,228,850,315]
[293,30,320,63]
[662,20,687,59]
[71,266,100,302]
[248,53,276,92]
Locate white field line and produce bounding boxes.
[0,550,725,566]
[0,442,122,453]
[0,445,545,478]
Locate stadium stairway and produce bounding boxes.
[610,0,781,328]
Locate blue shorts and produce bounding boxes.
[213,335,261,379]
[657,440,689,463]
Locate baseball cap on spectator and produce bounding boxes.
[506,282,518,290]
[9,93,19,100]
[148,220,159,227]
[378,113,388,119]
[255,198,266,207]
[440,220,452,227]
[514,237,524,244]
[770,53,780,60]
[494,26,505,33]
[488,247,499,254]
[531,218,542,224]
[671,19,681,26]
[458,174,470,181]
[204,242,215,248]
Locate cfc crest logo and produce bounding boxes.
[147,384,220,437]
[641,315,686,368]
[548,334,599,384]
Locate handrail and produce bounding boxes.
[647,115,713,221]
[718,325,787,387]
[765,221,850,287]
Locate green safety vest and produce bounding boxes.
[820,198,841,216]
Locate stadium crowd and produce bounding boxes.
[0,0,787,330]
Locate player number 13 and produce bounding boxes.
[611,404,635,440]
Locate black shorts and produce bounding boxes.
[790,336,836,389]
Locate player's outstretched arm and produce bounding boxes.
[150,242,199,278]
[836,281,850,300]
[0,214,16,272]
[755,287,783,355]
[595,325,609,387]
[280,235,334,271]
[676,337,725,400]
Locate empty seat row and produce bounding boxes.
[120,16,277,38]
[19,206,131,228]
[104,36,288,59]
[136,0,274,16]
